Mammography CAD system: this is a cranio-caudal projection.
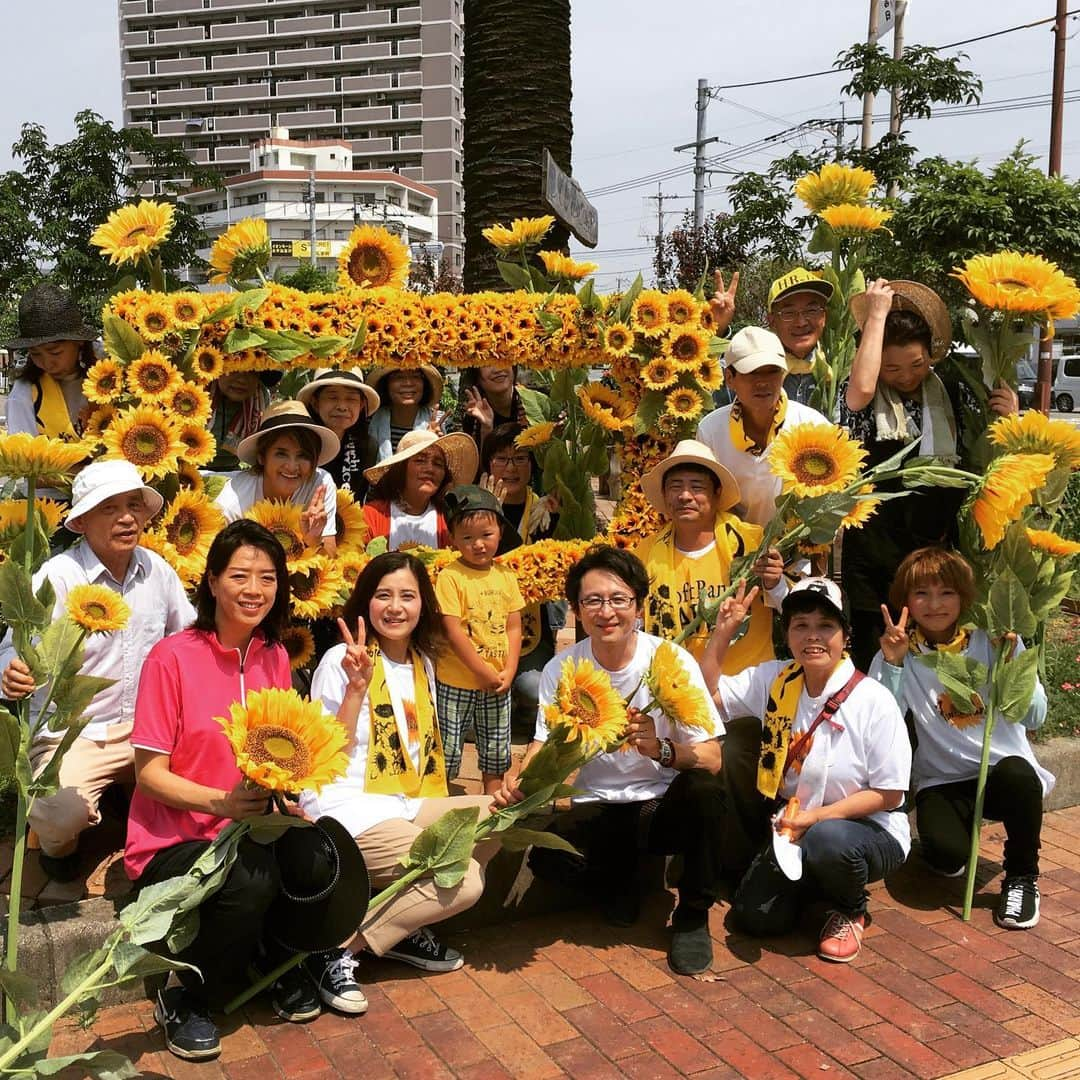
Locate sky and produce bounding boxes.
[0,1,1075,289]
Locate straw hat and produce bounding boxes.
[297,367,380,417]
[363,428,478,488]
[640,439,741,515]
[849,280,952,363]
[366,364,444,404]
[4,283,96,351]
[235,400,341,467]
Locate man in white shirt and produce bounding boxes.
[0,461,195,882]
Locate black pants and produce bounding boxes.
[590,769,726,927]
[137,836,280,1009]
[915,756,1043,878]
[719,716,776,884]
[849,609,885,675]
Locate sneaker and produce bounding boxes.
[817,911,865,963]
[926,860,966,878]
[304,948,368,1015]
[995,875,1040,930]
[384,928,464,973]
[154,987,220,1061]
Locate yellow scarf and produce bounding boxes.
[514,489,543,657]
[32,374,79,439]
[909,626,971,655]
[729,392,789,456]
[784,344,824,377]
[758,661,805,798]
[363,648,448,798]
[637,511,773,670]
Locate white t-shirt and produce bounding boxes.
[534,633,723,804]
[869,630,1054,798]
[696,399,832,527]
[389,502,439,550]
[300,646,438,837]
[715,657,912,854]
[214,467,337,538]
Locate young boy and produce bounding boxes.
[869,546,1053,930]
[434,486,524,795]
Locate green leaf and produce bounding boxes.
[0,705,21,780]
[576,278,601,312]
[807,220,838,255]
[632,390,667,437]
[202,287,270,325]
[34,618,86,686]
[246,814,310,844]
[614,274,643,324]
[995,647,1040,724]
[496,259,534,292]
[536,310,563,336]
[33,1050,139,1078]
[34,576,55,618]
[987,569,1037,638]
[45,673,115,733]
[101,312,146,365]
[111,941,198,983]
[521,391,554,426]
[404,806,479,874]
[541,438,570,494]
[223,327,269,353]
[60,946,111,1000]
[917,650,986,713]
[0,561,49,633]
[7,518,51,574]
[495,827,582,855]
[0,969,38,1006]
[345,321,367,356]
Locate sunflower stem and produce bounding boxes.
[222,950,305,1015]
[22,475,37,579]
[3,785,28,1026]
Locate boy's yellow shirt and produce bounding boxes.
[435,560,525,689]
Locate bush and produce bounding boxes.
[1039,610,1080,741]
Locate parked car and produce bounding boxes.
[1017,360,1037,409]
[1054,354,1080,412]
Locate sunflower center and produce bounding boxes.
[145,312,168,332]
[82,601,108,620]
[123,425,168,464]
[568,689,600,725]
[124,226,149,243]
[167,512,199,554]
[672,337,698,361]
[244,726,311,775]
[792,450,836,483]
[140,366,168,391]
[348,246,391,286]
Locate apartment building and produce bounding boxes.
[118,0,464,270]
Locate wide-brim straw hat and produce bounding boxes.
[297,367,380,417]
[363,428,478,488]
[235,400,341,467]
[4,283,97,351]
[640,439,741,516]
[366,364,444,405]
[849,280,952,363]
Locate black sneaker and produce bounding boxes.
[384,928,464,973]
[154,987,220,1061]
[304,948,368,1015]
[995,874,1040,930]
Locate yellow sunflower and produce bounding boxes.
[82,406,118,444]
[665,329,711,370]
[170,293,205,327]
[337,225,411,290]
[769,423,867,497]
[839,496,882,531]
[0,433,88,485]
[631,290,669,336]
[537,250,598,281]
[795,163,877,212]
[208,218,271,284]
[987,409,1080,470]
[246,500,311,562]
[1026,527,1080,558]
[604,322,636,358]
[84,359,125,406]
[101,405,187,481]
[664,290,702,327]
[191,344,226,383]
[334,489,370,554]
[66,584,131,634]
[338,549,372,590]
[290,557,346,619]
[133,297,173,340]
[953,252,1080,322]
[280,625,317,671]
[90,200,175,266]
[0,498,65,539]
[177,460,205,492]
[666,387,705,422]
[162,489,225,562]
[640,357,679,391]
[694,356,724,391]
[970,453,1056,549]
[516,421,556,448]
[481,215,555,253]
[818,204,893,237]
[169,383,213,426]
[218,686,349,795]
[177,424,216,468]
[643,641,715,734]
[544,656,628,752]
[127,351,184,403]
[577,384,636,433]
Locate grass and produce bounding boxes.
[1039,610,1080,741]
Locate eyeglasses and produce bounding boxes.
[490,454,531,468]
[773,305,827,323]
[579,594,636,612]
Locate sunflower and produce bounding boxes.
[818,204,893,237]
[90,200,175,267]
[84,359,125,406]
[170,293,205,327]
[191,344,226,383]
[544,656,628,752]
[577,384,636,434]
[970,453,1056,549]
[334,489,370,554]
[208,218,271,284]
[338,549,372,590]
[101,405,187,481]
[177,424,216,468]
[337,225,411,290]
[290,557,346,619]
[218,686,349,794]
[665,329,711,370]
[795,163,877,212]
[127,351,184,403]
[631,290,669,336]
[694,356,724,391]
[643,641,715,734]
[169,383,213,426]
[481,215,555,253]
[1026,527,1080,557]
[839,496,881,531]
[604,322,635,358]
[66,584,131,634]
[537,250,598,281]
[953,252,1080,322]
[280,624,317,671]
[516,421,556,448]
[246,500,311,562]
[177,460,205,492]
[133,297,173,341]
[82,406,118,444]
[162,489,225,562]
[0,433,88,485]
[640,357,679,391]
[987,409,1080,470]
[0,498,66,539]
[769,423,867,497]
[666,387,705,422]
[664,290,702,327]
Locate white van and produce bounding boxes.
[1053,353,1080,412]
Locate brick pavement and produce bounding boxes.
[43,805,1080,1079]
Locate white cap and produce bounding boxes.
[725,326,788,374]
[66,460,164,525]
[783,577,847,624]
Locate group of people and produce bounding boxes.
[0,266,1054,1063]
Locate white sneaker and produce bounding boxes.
[304,948,368,1014]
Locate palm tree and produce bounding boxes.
[462,0,573,291]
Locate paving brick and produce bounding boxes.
[537,940,610,978]
[999,982,1080,1032]
[257,1025,334,1076]
[648,981,733,1037]
[926,917,1020,963]
[547,1036,624,1080]
[931,943,1020,991]
[927,1031,995,1070]
[785,1009,880,1066]
[860,932,951,980]
[562,1001,648,1061]
[1002,1012,1072,1047]
[710,1028,801,1080]
[223,1055,284,1080]
[169,1055,227,1079]
[411,1009,491,1071]
[858,1021,954,1079]
[850,1057,919,1080]
[1004,930,1080,978]
[1000,955,1080,1001]
[722,992,805,1051]
[790,973,877,1030]
[498,987,578,1046]
[523,958,596,1010]
[435,974,512,1032]
[618,1049,685,1079]
[453,1063,516,1080]
[381,977,447,1019]
[637,1014,720,1073]
[578,971,662,1022]
[750,947,816,985]
[929,971,1026,1023]
[358,994,426,1054]
[859,959,954,1011]
[774,1042,859,1079]
[594,943,675,992]
[386,1043,456,1080]
[723,965,809,1017]
[869,908,954,952]
[216,1015,270,1064]
[320,1033,396,1080]
[473,1022,563,1079]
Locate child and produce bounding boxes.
[869,547,1054,930]
[434,485,524,795]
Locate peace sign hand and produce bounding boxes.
[708,270,740,335]
[712,580,760,642]
[300,484,328,545]
[879,604,910,666]
[463,387,495,431]
[338,615,373,697]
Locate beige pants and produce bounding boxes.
[27,722,134,857]
[356,794,497,956]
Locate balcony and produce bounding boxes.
[155,26,206,45]
[158,87,208,105]
[273,14,333,34]
[157,57,207,74]
[275,45,334,67]
[342,42,391,61]
[210,51,270,71]
[211,21,267,39]
[343,106,394,125]
[340,10,390,28]
[213,82,270,102]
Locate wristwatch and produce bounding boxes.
[658,738,675,768]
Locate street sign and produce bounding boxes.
[541,148,599,249]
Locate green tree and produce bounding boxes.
[276,264,339,293]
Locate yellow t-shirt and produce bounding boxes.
[434,561,526,689]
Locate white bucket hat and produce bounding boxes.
[297,367,380,417]
[66,460,164,525]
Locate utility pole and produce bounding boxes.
[650,184,670,286]
[861,0,881,150]
[308,170,317,268]
[887,0,908,198]
[673,79,719,233]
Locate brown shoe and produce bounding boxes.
[817,910,865,963]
